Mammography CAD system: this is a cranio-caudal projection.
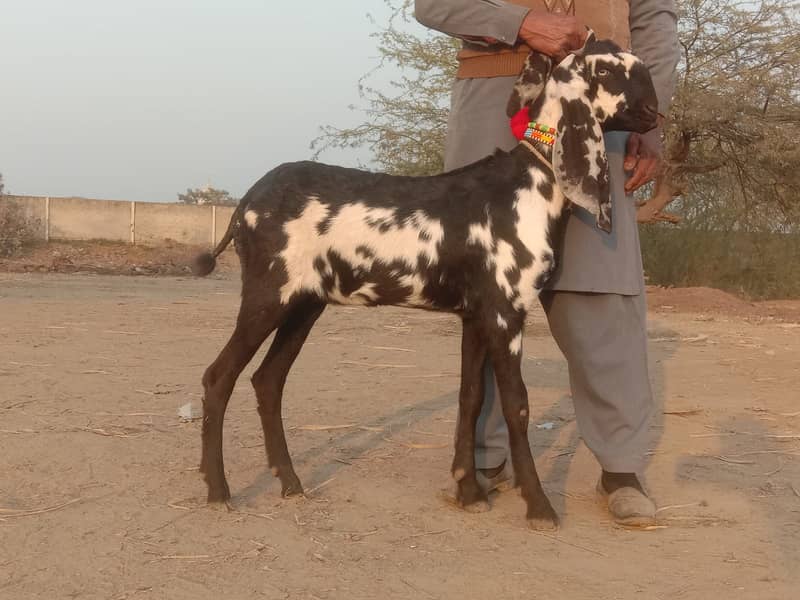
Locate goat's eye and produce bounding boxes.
[597,68,610,77]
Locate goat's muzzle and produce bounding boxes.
[637,104,659,132]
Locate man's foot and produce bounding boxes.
[597,471,656,526]
[439,460,515,509]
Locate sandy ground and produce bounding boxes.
[1,271,799,600]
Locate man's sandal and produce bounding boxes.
[596,478,657,526]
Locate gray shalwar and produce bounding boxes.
[414,0,679,472]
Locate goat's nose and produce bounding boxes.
[643,104,658,118]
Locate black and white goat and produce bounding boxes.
[193,33,658,530]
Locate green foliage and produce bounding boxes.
[641,225,800,299]
[664,0,800,231]
[311,0,459,175]
[177,186,238,206]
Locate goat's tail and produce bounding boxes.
[191,205,242,277]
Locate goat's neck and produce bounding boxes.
[518,86,564,166]
[527,85,563,143]
[519,88,565,198]
[513,88,568,266]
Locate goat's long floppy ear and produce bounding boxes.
[553,94,613,233]
[506,52,554,118]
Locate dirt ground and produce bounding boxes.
[1,267,799,600]
[0,241,220,277]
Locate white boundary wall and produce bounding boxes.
[1,195,235,246]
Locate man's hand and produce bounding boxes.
[624,128,663,193]
[517,12,587,61]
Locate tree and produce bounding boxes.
[313,0,800,230]
[0,173,5,196]
[638,0,800,229]
[312,1,458,176]
[177,185,238,206]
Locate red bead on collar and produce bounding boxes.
[510,107,557,146]
[510,107,532,141]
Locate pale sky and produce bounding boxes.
[0,1,417,202]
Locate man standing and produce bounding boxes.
[414,0,679,525]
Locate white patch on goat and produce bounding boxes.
[277,199,444,306]
[397,273,429,307]
[493,240,516,299]
[244,210,259,230]
[327,280,379,305]
[467,217,518,301]
[467,218,493,251]
[467,217,496,271]
[515,80,545,109]
[594,86,625,121]
[509,332,523,356]
[279,200,331,302]
[496,314,508,330]
[513,167,565,310]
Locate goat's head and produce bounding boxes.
[507,31,659,233]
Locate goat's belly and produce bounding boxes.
[323,272,436,309]
[278,255,462,311]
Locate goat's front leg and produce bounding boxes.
[451,316,491,512]
[487,313,559,530]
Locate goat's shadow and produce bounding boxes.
[234,320,676,518]
[234,387,459,503]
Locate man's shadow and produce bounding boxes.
[672,410,800,575]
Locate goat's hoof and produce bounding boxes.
[206,500,234,512]
[462,499,491,514]
[438,482,490,513]
[281,481,304,498]
[206,492,231,505]
[526,504,559,531]
[526,515,559,531]
[206,482,231,504]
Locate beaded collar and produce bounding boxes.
[510,107,556,163]
[522,121,556,146]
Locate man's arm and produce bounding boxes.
[624,0,680,192]
[630,0,680,117]
[414,0,529,46]
[414,0,586,59]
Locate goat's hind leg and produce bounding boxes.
[252,298,325,498]
[487,314,558,530]
[450,316,491,512]
[200,301,284,504]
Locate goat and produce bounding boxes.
[192,32,658,530]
